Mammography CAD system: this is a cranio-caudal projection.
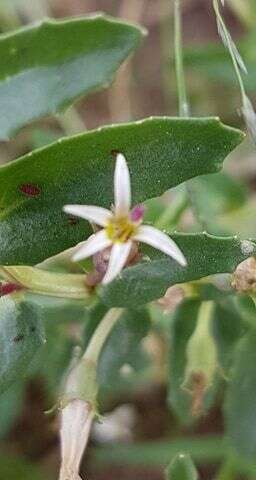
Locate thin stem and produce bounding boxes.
[83,308,123,364]
[174,0,189,117]
[173,0,207,228]
[213,0,246,104]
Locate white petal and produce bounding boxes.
[114,153,131,217]
[63,205,112,227]
[134,225,187,266]
[60,399,94,479]
[102,241,132,284]
[72,230,112,262]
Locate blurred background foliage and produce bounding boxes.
[1,1,256,479]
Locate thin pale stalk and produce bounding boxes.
[83,308,123,364]
[174,0,189,117]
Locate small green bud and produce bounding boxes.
[183,301,218,416]
[166,453,198,480]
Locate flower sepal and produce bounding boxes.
[60,356,98,413]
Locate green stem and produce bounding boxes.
[84,308,123,364]
[174,0,189,117]
[173,0,208,228]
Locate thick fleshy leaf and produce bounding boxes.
[99,233,256,307]
[0,117,243,265]
[0,14,144,140]
[0,293,45,394]
[225,329,256,459]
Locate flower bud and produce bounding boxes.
[59,399,94,480]
[59,356,98,480]
[183,301,218,416]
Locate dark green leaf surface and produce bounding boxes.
[225,329,256,459]
[0,117,243,265]
[0,293,45,394]
[0,14,144,139]
[100,233,256,307]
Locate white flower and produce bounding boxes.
[59,399,94,480]
[64,153,187,284]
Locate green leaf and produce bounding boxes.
[225,328,256,459]
[0,293,45,394]
[28,294,87,397]
[0,117,243,265]
[166,453,198,480]
[100,233,256,307]
[0,14,144,139]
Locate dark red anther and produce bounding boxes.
[19,183,41,197]
[0,282,23,296]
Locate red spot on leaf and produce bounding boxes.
[20,183,41,197]
[13,334,24,343]
[0,282,23,296]
[68,216,78,226]
[111,149,120,157]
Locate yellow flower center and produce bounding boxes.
[106,217,137,243]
